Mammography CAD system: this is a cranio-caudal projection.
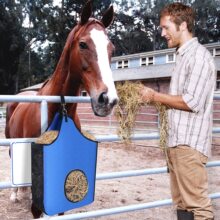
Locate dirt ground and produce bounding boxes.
[0,122,220,220]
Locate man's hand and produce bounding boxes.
[139,85,156,104]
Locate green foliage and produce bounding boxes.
[192,0,220,43]
[0,1,25,94]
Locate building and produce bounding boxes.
[111,42,220,91]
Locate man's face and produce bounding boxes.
[160,15,182,48]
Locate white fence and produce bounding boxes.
[0,95,220,219]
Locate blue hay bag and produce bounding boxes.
[32,113,98,216]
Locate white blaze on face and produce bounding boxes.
[90,28,118,103]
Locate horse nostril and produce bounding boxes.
[98,92,109,105]
[111,98,118,106]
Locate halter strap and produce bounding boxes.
[60,95,68,122]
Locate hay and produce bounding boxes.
[115,81,168,151]
[35,130,59,144]
[154,103,168,151]
[114,81,144,143]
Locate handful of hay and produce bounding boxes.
[114,81,144,142]
[115,81,168,151]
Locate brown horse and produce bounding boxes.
[5,1,118,218]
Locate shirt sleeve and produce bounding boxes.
[182,53,216,113]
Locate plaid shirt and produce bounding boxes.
[168,38,216,157]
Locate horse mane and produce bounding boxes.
[41,79,50,89]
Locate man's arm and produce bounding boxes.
[141,87,192,112]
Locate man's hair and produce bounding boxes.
[160,3,195,33]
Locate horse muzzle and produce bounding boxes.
[91,92,118,117]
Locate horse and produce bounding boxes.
[5,1,118,218]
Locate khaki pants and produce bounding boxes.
[167,145,214,220]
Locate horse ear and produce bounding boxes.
[80,0,92,25]
[101,5,114,28]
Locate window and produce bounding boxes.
[117,60,129,69]
[166,53,176,63]
[215,48,220,57]
[140,56,154,66]
[148,56,154,65]
[141,57,147,66]
[216,80,220,90]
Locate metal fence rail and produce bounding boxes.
[37,193,220,220]
[0,94,220,220]
[0,158,219,190]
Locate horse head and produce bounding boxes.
[67,1,118,117]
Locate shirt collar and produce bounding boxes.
[176,37,198,56]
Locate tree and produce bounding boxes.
[192,0,220,43]
[109,0,153,55]
[0,1,25,94]
[1,0,219,94]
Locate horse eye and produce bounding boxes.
[79,42,88,50]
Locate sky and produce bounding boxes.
[53,0,61,7]
[52,0,121,12]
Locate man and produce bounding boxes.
[140,3,216,220]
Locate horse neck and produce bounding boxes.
[38,27,81,122]
[39,25,81,97]
[39,56,80,96]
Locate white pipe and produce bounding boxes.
[37,193,220,220]
[0,95,90,103]
[0,94,219,103]
[1,161,219,189]
[41,100,48,133]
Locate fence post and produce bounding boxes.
[41,100,48,133]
